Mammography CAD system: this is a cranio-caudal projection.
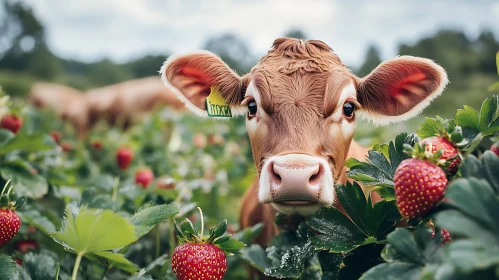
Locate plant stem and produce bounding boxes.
[168,220,176,258]
[72,252,83,280]
[155,225,161,258]
[111,176,120,201]
[197,207,204,237]
[1,179,11,196]
[55,251,66,280]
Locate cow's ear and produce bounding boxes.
[160,51,247,117]
[357,56,448,125]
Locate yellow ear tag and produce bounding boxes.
[206,86,232,117]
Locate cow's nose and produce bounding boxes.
[267,160,325,203]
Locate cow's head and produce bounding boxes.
[160,38,447,216]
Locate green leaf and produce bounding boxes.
[434,210,497,245]
[180,218,197,238]
[360,263,421,280]
[265,241,315,278]
[240,244,271,273]
[130,203,179,238]
[215,238,246,255]
[0,129,14,147]
[18,209,57,235]
[93,251,139,273]
[455,105,479,129]
[212,219,227,239]
[443,178,499,233]
[51,204,137,254]
[417,117,446,139]
[231,223,264,244]
[23,251,60,280]
[0,255,19,280]
[347,133,412,190]
[308,206,365,253]
[0,133,55,154]
[386,228,425,265]
[318,251,342,280]
[490,82,499,92]
[0,160,48,199]
[446,240,499,273]
[308,183,400,253]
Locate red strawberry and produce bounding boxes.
[429,221,452,246]
[116,147,133,170]
[490,143,499,157]
[92,140,103,150]
[135,169,154,188]
[1,115,23,134]
[172,243,227,280]
[422,136,460,175]
[14,258,22,265]
[394,158,448,219]
[15,239,38,253]
[50,131,61,144]
[172,208,245,280]
[0,209,21,246]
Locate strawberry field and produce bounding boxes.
[0,57,499,280]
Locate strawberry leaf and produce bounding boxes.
[215,237,246,255]
[212,219,227,239]
[240,244,271,273]
[180,218,197,238]
[0,159,48,199]
[0,255,19,280]
[308,183,401,254]
[93,251,139,273]
[455,95,499,151]
[346,133,414,199]
[51,203,137,254]
[129,203,179,239]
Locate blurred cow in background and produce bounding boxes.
[28,77,185,137]
[28,82,89,136]
[85,77,185,130]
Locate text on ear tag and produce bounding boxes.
[206,86,232,117]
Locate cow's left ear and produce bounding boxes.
[356,56,448,125]
[160,51,248,118]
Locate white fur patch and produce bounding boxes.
[360,56,449,126]
[159,50,246,119]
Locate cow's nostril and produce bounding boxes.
[269,162,282,184]
[309,164,322,184]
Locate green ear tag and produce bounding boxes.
[206,86,232,117]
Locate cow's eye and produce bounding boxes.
[248,100,257,117]
[343,102,355,118]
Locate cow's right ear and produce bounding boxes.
[160,51,247,117]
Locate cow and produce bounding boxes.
[28,82,89,137]
[160,37,447,278]
[85,76,185,130]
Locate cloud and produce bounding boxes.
[21,0,499,68]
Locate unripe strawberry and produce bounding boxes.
[394,158,448,219]
[1,115,22,134]
[135,169,154,188]
[0,209,21,246]
[116,147,133,170]
[490,142,499,157]
[422,136,460,175]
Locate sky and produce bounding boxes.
[20,0,499,68]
